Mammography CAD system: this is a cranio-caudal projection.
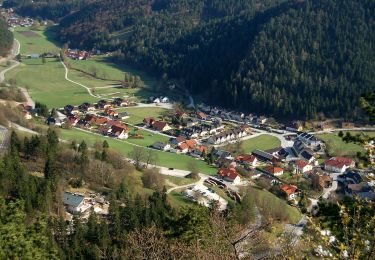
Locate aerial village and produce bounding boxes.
[16,93,371,219]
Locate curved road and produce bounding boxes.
[60,60,101,98]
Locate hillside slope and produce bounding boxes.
[21,0,375,120]
[0,19,13,57]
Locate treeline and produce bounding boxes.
[0,18,13,56]
[0,130,269,258]
[3,0,95,21]
[55,0,374,120]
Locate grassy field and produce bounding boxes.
[127,129,169,147]
[6,58,99,107]
[168,189,195,208]
[118,107,170,125]
[68,56,161,101]
[59,128,218,175]
[318,133,365,157]
[252,187,301,224]
[242,134,281,153]
[165,176,196,186]
[9,26,163,107]
[13,26,60,55]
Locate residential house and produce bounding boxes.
[218,168,241,185]
[264,166,284,176]
[118,112,129,120]
[67,115,79,126]
[161,97,169,103]
[94,117,108,126]
[176,110,188,119]
[197,111,207,120]
[153,121,172,132]
[178,143,189,153]
[143,117,155,127]
[110,125,129,139]
[64,104,74,114]
[95,99,108,109]
[170,136,186,146]
[185,139,197,150]
[286,121,303,132]
[152,142,170,151]
[113,98,129,107]
[280,184,299,200]
[104,108,118,117]
[214,150,233,160]
[98,125,111,136]
[297,132,320,147]
[252,149,278,163]
[324,157,355,173]
[78,102,91,112]
[191,146,208,158]
[235,154,257,167]
[294,160,312,174]
[64,192,91,214]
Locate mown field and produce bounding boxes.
[13,26,60,55]
[318,133,366,157]
[5,58,99,107]
[59,128,218,175]
[242,134,281,153]
[8,26,163,107]
[118,107,170,125]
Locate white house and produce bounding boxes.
[324,157,355,173]
[64,192,91,214]
[294,160,313,174]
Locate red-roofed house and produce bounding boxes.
[170,136,186,146]
[153,121,172,132]
[143,117,155,127]
[110,125,129,139]
[176,110,188,118]
[235,154,257,167]
[280,184,299,200]
[197,112,207,120]
[95,117,108,125]
[185,139,197,149]
[178,143,189,153]
[264,166,284,176]
[294,160,312,174]
[218,168,241,184]
[67,115,79,126]
[324,157,355,173]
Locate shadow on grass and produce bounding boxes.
[43,25,62,48]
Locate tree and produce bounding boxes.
[187,160,199,179]
[0,199,59,259]
[128,146,146,169]
[145,149,158,167]
[141,168,165,191]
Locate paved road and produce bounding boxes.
[166,174,205,194]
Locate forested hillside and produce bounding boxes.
[0,19,13,57]
[3,0,94,21]
[10,0,375,120]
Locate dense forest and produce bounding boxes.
[6,0,375,120]
[3,0,95,21]
[0,18,13,56]
[0,129,374,259]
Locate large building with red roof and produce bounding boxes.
[324,157,355,173]
[218,168,241,184]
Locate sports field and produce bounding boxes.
[242,134,281,153]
